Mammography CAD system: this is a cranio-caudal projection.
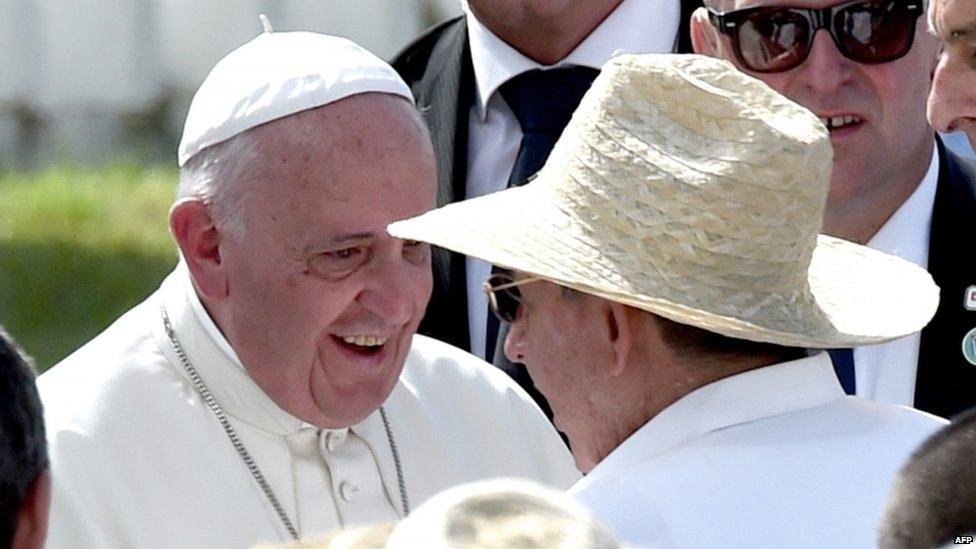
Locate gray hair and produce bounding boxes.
[386,479,620,549]
[878,408,976,549]
[176,129,266,238]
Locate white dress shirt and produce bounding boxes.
[462,0,681,358]
[39,266,579,548]
[572,353,946,548]
[854,144,938,406]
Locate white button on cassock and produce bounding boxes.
[325,431,345,453]
[339,481,359,502]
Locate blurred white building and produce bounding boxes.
[0,0,461,168]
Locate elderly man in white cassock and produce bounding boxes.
[37,26,578,549]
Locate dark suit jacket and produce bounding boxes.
[392,3,702,356]
[913,142,976,418]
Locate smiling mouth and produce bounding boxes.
[819,115,862,131]
[332,335,388,356]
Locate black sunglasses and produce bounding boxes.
[483,273,542,323]
[707,0,923,73]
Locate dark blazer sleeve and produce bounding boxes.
[914,142,976,418]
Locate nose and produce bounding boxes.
[503,317,526,364]
[928,51,976,133]
[794,29,852,96]
[358,252,418,326]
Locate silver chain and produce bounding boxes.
[160,305,410,541]
[379,406,410,515]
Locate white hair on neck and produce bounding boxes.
[176,129,265,238]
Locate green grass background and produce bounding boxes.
[0,164,179,371]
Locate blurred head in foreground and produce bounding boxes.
[879,407,976,549]
[0,326,49,549]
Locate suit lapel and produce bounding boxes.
[409,19,471,209]
[914,141,976,418]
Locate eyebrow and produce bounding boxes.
[303,232,378,253]
[943,20,976,44]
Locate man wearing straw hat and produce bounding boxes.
[389,53,948,547]
[392,0,701,418]
[37,26,577,549]
[690,0,976,419]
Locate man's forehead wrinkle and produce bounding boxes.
[303,232,380,253]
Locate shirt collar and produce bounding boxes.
[463,0,680,120]
[866,142,939,269]
[574,353,843,492]
[182,261,248,373]
[160,263,344,436]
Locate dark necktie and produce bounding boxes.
[828,348,856,395]
[484,66,600,361]
[483,68,598,426]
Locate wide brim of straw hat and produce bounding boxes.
[389,182,938,349]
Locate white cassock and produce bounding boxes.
[39,267,579,549]
[570,354,947,549]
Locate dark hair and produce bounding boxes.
[653,314,807,364]
[0,325,47,548]
[878,408,976,549]
[557,285,805,363]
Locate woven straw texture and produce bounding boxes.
[389,54,938,348]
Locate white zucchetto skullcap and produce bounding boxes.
[178,28,414,166]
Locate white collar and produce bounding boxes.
[463,0,679,120]
[181,261,248,373]
[157,264,348,437]
[866,142,939,268]
[574,353,843,493]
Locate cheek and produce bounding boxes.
[534,317,594,371]
[411,264,433,304]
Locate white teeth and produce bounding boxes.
[819,115,860,130]
[341,335,387,347]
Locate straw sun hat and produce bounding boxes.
[388,54,938,349]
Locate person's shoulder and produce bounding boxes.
[403,334,527,396]
[391,16,465,81]
[400,335,580,487]
[832,397,948,442]
[38,290,180,436]
[400,334,556,426]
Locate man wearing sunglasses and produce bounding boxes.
[691,0,976,418]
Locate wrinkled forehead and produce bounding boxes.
[242,96,435,230]
[929,0,976,42]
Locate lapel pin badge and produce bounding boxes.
[964,327,976,367]
[965,286,976,311]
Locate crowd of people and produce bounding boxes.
[3,0,976,547]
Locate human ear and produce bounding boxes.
[169,198,228,299]
[10,470,50,549]
[606,301,634,376]
[690,7,722,56]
